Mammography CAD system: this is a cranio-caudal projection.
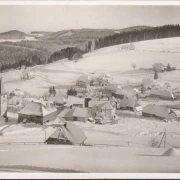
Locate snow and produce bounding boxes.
[0,36,38,42]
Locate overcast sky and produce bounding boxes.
[0,5,180,33]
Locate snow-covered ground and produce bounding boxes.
[2,37,180,95]
[0,144,180,173]
[0,36,38,42]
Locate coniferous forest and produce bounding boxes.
[94,25,180,49]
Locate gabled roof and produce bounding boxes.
[120,98,140,108]
[150,89,173,98]
[88,99,107,108]
[72,107,88,118]
[47,122,87,145]
[97,101,113,110]
[143,104,175,118]
[18,102,55,116]
[58,108,75,118]
[166,104,180,110]
[115,88,136,97]
[67,96,85,106]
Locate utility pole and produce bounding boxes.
[45,129,46,142]
[158,128,166,148]
[164,128,166,148]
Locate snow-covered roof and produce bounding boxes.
[18,102,56,116]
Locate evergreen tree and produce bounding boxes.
[154,70,158,80]
[141,84,146,94]
[167,63,171,71]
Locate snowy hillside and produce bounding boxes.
[64,37,180,72]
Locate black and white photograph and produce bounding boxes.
[0,0,180,178]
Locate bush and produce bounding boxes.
[148,137,159,148]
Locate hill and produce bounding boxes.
[0,30,30,39]
[119,25,153,33]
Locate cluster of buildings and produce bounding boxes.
[0,70,180,127]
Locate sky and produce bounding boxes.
[0,5,180,33]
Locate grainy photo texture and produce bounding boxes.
[0,1,180,177]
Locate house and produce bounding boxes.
[142,104,176,121]
[107,84,122,92]
[152,63,165,72]
[8,96,24,108]
[72,107,88,122]
[48,95,66,107]
[149,89,175,100]
[112,88,137,100]
[58,107,88,122]
[24,97,47,106]
[97,73,111,87]
[18,102,58,124]
[76,75,90,89]
[119,98,142,112]
[21,69,35,80]
[90,101,116,119]
[58,108,75,121]
[45,122,87,145]
[9,88,24,98]
[66,96,85,108]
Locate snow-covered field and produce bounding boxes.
[0,36,38,42]
[0,144,180,173]
[2,37,180,95]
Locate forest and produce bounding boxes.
[94,25,180,49]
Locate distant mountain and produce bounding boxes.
[36,26,153,40]
[0,30,29,39]
[119,25,153,33]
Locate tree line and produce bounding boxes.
[94,24,180,49]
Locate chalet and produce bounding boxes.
[76,75,90,89]
[18,102,58,124]
[152,63,165,72]
[149,89,175,100]
[142,104,176,121]
[89,100,116,119]
[46,122,87,145]
[119,98,142,112]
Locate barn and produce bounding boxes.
[142,104,176,121]
[18,102,58,124]
[149,89,175,100]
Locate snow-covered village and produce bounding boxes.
[1,2,180,175]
